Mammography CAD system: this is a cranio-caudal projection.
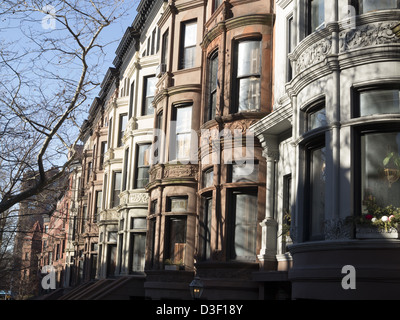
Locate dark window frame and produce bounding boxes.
[303,136,326,242]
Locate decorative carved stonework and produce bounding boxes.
[340,21,400,53]
[296,36,332,74]
[129,192,149,204]
[164,164,198,179]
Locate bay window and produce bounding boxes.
[234,40,261,112]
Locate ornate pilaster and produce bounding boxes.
[258,134,279,269]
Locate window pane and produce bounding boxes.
[108,231,118,242]
[143,76,156,115]
[362,132,400,213]
[237,41,261,77]
[308,107,327,130]
[176,133,191,159]
[112,172,121,207]
[360,90,400,117]
[168,217,187,263]
[233,193,258,260]
[131,217,147,229]
[176,107,192,132]
[201,197,212,259]
[310,146,326,239]
[169,197,188,212]
[203,168,214,188]
[238,77,261,111]
[131,233,146,272]
[184,22,197,47]
[362,0,397,13]
[310,0,325,32]
[181,21,197,69]
[175,106,192,160]
[208,53,218,120]
[232,163,259,183]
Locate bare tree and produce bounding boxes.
[0,0,135,214]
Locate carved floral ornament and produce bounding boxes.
[339,21,400,52]
[292,21,400,75]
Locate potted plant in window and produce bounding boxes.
[349,196,400,239]
[383,151,400,187]
[164,259,181,270]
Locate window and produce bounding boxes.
[128,81,135,119]
[180,20,197,69]
[111,171,121,207]
[99,141,107,170]
[358,130,400,216]
[207,51,218,121]
[308,0,325,34]
[122,148,129,191]
[283,174,292,249]
[129,217,147,273]
[307,104,327,131]
[352,0,400,14]
[202,167,214,188]
[306,144,326,240]
[142,76,156,116]
[135,144,151,188]
[167,196,188,212]
[150,199,158,214]
[108,118,113,148]
[230,162,259,183]
[229,191,258,260]
[171,104,192,160]
[213,0,222,12]
[166,216,187,264]
[118,113,127,147]
[161,30,169,65]
[287,15,295,82]
[129,233,146,273]
[94,191,102,223]
[153,111,164,163]
[200,196,212,260]
[234,40,261,112]
[355,88,400,117]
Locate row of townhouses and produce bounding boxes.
[15,0,400,300]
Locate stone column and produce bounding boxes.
[258,134,279,270]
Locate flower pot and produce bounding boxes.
[356,225,399,239]
[164,265,179,271]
